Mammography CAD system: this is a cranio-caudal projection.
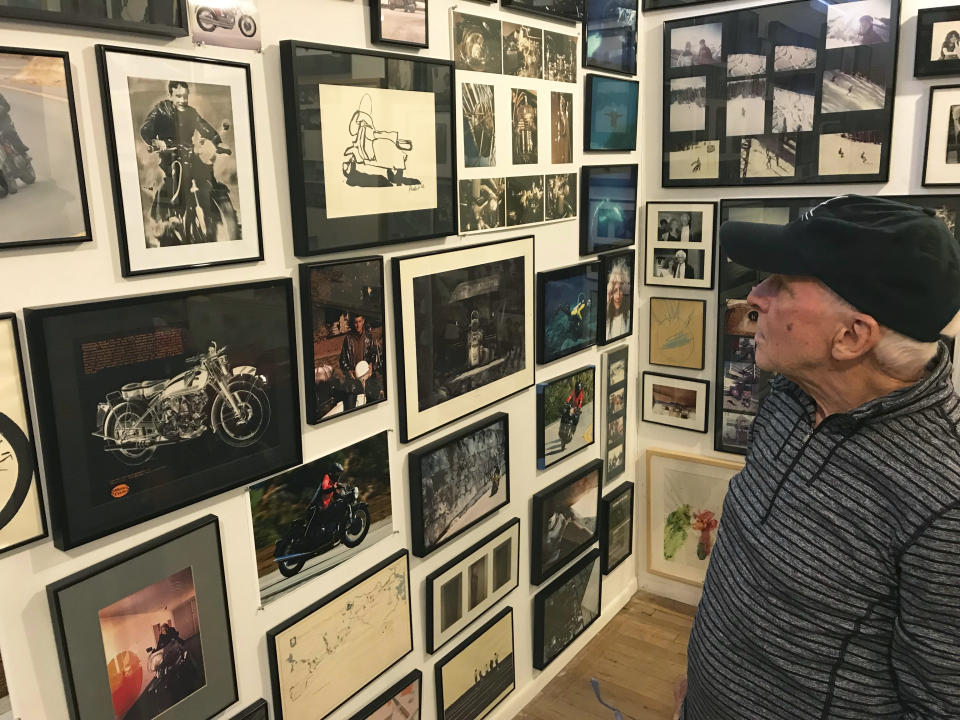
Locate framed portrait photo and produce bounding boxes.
[602,345,628,482]
[580,164,638,255]
[0,48,91,250]
[47,515,237,720]
[642,371,709,433]
[916,7,960,77]
[96,45,263,277]
[280,41,456,256]
[923,85,960,186]
[353,670,422,720]
[648,297,706,370]
[601,482,633,574]
[536,366,596,470]
[537,261,600,364]
[0,0,187,36]
[393,237,534,442]
[644,201,716,289]
[533,548,601,670]
[501,0,583,23]
[583,0,638,75]
[598,250,634,344]
[299,258,387,425]
[370,0,429,48]
[584,75,638,151]
[24,279,302,550]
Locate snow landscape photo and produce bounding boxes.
[773,44,817,71]
[668,140,719,179]
[818,131,882,175]
[670,76,707,132]
[726,79,766,136]
[670,23,722,67]
[821,70,885,113]
[826,0,890,49]
[739,136,796,178]
[727,53,766,77]
[772,81,815,133]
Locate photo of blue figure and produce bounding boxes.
[586,75,638,151]
[584,0,638,75]
[539,263,600,363]
[582,164,637,254]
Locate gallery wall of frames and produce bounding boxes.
[0,0,642,719]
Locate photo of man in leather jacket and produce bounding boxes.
[339,311,385,410]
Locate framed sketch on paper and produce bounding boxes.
[915,7,960,77]
[0,0,188,36]
[601,483,633,574]
[648,297,706,370]
[536,366,596,470]
[533,548,601,669]
[280,41,456,255]
[644,201,716,289]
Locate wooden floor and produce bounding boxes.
[516,591,696,720]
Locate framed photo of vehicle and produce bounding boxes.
[370,0,429,48]
[536,366,595,470]
[601,482,633,574]
[410,413,510,557]
[230,699,269,720]
[598,250,634,344]
[96,45,263,277]
[579,164,638,255]
[47,515,237,720]
[353,670,422,720]
[24,279,302,550]
[187,0,262,51]
[0,0,188,36]
[584,75,638,151]
[537,261,600,364]
[393,237,535,442]
[583,0,638,75]
[531,459,602,585]
[642,371,709,433]
[280,41,456,256]
[0,47,91,251]
[533,548,601,669]
[915,7,960,77]
[602,345,628,482]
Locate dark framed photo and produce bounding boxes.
[662,0,901,187]
[299,258,387,424]
[642,371,709,433]
[923,84,960,186]
[533,548,601,669]
[393,237,535,442]
[546,31,578,83]
[583,0,638,75]
[501,0,583,23]
[915,7,960,77]
[96,45,263,277]
[0,0,187,36]
[642,0,715,11]
[0,47,91,250]
[47,515,237,720]
[434,606,516,720]
[0,313,46,555]
[249,432,393,605]
[24,279,302,550]
[580,165,638,256]
[644,201,716,289]
[537,261,600,364]
[602,345,628,482]
[280,41,456,256]
[648,297,706,370]
[585,75,638,151]
[231,699,268,720]
[536,366,596,470]
[353,670,422,720]
[370,0,428,48]
[599,250,634,344]
[425,517,520,654]
[531,459,602,585]
[601,483,633,573]
[453,12,503,74]
[267,550,413,720]
[410,413,510,557]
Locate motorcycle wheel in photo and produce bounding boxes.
[558,403,580,451]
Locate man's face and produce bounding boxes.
[353,315,365,334]
[171,86,189,112]
[670,219,680,232]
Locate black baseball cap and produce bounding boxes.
[719,195,960,342]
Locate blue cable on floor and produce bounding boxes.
[591,678,624,720]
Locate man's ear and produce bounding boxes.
[831,314,881,361]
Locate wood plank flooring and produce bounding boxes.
[515,591,696,720]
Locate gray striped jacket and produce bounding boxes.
[684,347,960,719]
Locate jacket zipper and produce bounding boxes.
[760,420,821,524]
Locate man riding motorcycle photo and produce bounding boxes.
[0,93,29,157]
[0,91,37,197]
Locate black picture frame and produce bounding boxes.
[95,44,264,277]
[434,606,516,720]
[922,84,960,186]
[280,40,457,256]
[579,164,638,256]
[662,0,902,187]
[231,699,268,720]
[0,47,92,251]
[648,296,707,371]
[642,371,710,434]
[643,200,717,290]
[915,7,960,78]
[0,0,188,36]
[537,261,601,364]
[598,250,635,344]
[369,0,429,49]
[532,548,602,670]
[24,278,303,550]
[601,482,633,574]
[583,0,638,75]
[602,345,628,483]
[47,515,237,720]
[642,0,716,11]
[424,517,520,654]
[352,670,422,719]
[536,366,596,470]
[299,257,388,425]
[531,459,602,585]
[410,413,510,557]
[501,0,584,24]
[267,550,413,720]
[584,74,639,151]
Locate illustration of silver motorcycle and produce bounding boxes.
[195,6,258,37]
[93,341,271,466]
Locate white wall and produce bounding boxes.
[0,1,641,719]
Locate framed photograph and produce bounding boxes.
[47,515,237,720]
[353,670,422,720]
[249,432,393,605]
[462,83,497,168]
[642,0,716,11]
[644,201,716,289]
[642,372,709,433]
[584,75,638,151]
[580,164,638,255]
[915,7,960,77]
[537,366,596,470]
[532,548,601,670]
[545,31,578,83]
[434,606,516,720]
[96,45,262,277]
[662,0,900,187]
[551,92,574,163]
[598,250,634,344]
[410,413,510,557]
[267,550,413,720]
[537,261,600,364]
[923,85,960,186]
[646,449,742,585]
[545,172,577,220]
[0,48,91,250]
[0,0,187,36]
[280,41,456,255]
[531,459,602,585]
[501,0,583,23]
[648,297,706,371]
[393,237,534,442]
[583,0,638,75]
[370,0,428,48]
[299,258,387,425]
[231,699,268,720]
[425,518,520,654]
[453,12,503,74]
[503,22,544,79]
[188,1,261,51]
[601,483,633,574]
[602,345,628,482]
[511,88,539,165]
[0,314,46,555]
[24,279,302,550]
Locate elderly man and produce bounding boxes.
[677,195,960,719]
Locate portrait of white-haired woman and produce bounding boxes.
[605,258,632,340]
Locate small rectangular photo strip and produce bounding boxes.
[915,7,960,77]
[644,201,716,289]
[924,84,960,186]
[642,371,710,433]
